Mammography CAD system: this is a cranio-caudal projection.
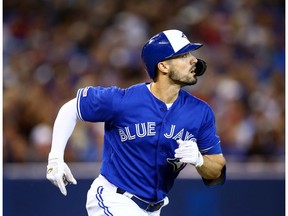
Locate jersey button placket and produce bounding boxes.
[155,112,169,200]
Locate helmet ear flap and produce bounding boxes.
[195,59,207,76]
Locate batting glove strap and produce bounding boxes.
[194,151,204,167]
[175,140,204,167]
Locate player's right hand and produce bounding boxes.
[46,155,77,196]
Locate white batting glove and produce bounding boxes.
[46,154,77,196]
[175,139,204,167]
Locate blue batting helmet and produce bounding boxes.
[141,29,203,79]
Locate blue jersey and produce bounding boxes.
[76,83,222,202]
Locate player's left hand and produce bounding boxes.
[175,139,204,167]
[46,155,77,196]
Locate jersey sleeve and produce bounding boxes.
[197,105,226,186]
[197,105,222,155]
[76,86,121,122]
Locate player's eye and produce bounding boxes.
[166,52,191,61]
[182,53,189,58]
[179,52,191,58]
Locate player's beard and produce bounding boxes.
[169,69,198,86]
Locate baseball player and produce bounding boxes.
[46,29,226,216]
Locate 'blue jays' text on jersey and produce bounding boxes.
[76,83,222,202]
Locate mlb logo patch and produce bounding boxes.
[83,86,90,97]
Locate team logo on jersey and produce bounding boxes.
[118,122,156,142]
[118,123,196,142]
[164,124,196,142]
[167,158,187,172]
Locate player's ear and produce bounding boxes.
[157,61,169,74]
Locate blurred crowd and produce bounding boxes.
[3,0,285,163]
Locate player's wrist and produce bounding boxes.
[48,152,64,161]
[195,152,204,167]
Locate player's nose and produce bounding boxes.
[190,56,197,65]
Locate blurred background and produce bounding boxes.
[3,0,285,215]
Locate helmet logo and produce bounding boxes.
[181,33,188,39]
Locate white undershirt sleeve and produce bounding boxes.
[48,98,78,160]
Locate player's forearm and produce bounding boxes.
[49,98,78,159]
[196,154,226,179]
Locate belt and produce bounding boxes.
[116,188,164,212]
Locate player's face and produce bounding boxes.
[166,52,198,86]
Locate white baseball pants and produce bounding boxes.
[86,175,169,216]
